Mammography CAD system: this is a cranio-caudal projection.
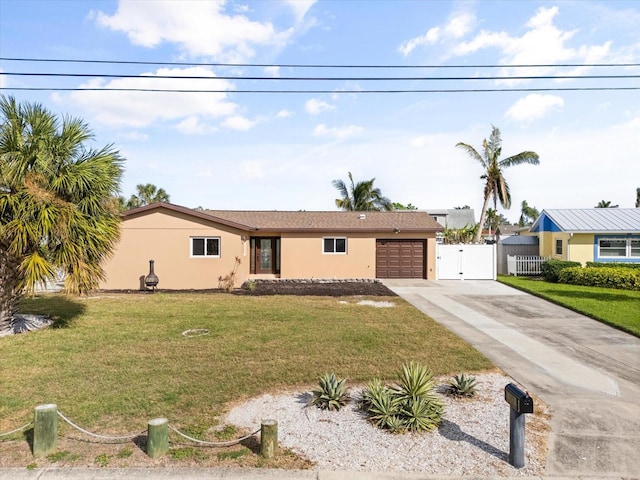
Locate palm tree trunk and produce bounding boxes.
[474,194,491,244]
[0,243,23,334]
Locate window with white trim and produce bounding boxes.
[323,237,347,254]
[191,237,220,257]
[597,237,640,259]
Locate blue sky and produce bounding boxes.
[1,0,639,222]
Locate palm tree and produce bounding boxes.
[0,95,123,334]
[456,126,539,243]
[332,172,393,211]
[596,200,618,208]
[126,183,170,209]
[636,188,640,208]
[518,200,540,227]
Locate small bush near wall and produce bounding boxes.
[586,262,640,271]
[559,266,640,291]
[541,259,582,283]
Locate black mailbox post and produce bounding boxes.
[504,383,534,468]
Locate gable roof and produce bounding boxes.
[530,209,640,233]
[205,209,443,233]
[123,203,443,233]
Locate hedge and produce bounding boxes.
[558,266,640,291]
[585,262,640,271]
[541,259,582,283]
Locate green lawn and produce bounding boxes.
[498,275,640,337]
[1,292,491,437]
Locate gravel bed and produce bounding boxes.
[226,372,549,476]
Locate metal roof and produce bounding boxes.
[532,209,640,233]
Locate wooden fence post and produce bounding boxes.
[33,404,57,458]
[260,419,278,459]
[147,418,168,458]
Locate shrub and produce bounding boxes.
[360,361,444,433]
[586,262,640,271]
[446,373,477,398]
[559,266,640,291]
[541,259,582,282]
[310,373,350,411]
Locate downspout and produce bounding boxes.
[568,233,573,262]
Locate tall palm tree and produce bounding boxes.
[332,172,393,211]
[126,183,170,209]
[0,95,123,334]
[456,126,539,243]
[518,200,540,227]
[595,200,618,208]
[636,188,640,208]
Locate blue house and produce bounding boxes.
[529,209,640,264]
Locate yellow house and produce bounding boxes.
[99,203,443,290]
[529,208,640,265]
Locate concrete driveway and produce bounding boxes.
[382,279,640,479]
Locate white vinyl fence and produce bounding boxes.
[507,255,547,276]
[437,244,496,280]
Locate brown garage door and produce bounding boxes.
[376,239,425,278]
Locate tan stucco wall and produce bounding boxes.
[100,210,439,290]
[568,233,595,265]
[537,231,594,265]
[100,210,249,290]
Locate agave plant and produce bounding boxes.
[447,373,478,398]
[310,373,350,411]
[361,361,444,433]
[395,361,437,400]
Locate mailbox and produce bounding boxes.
[504,383,534,414]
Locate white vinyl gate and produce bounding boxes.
[436,244,497,280]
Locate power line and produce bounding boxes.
[2,57,640,69]
[2,72,639,81]
[3,86,639,93]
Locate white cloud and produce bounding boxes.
[305,98,335,115]
[176,116,217,135]
[62,67,236,128]
[264,66,280,77]
[276,109,294,118]
[313,124,363,139]
[505,94,564,123]
[451,6,612,86]
[221,115,256,130]
[283,0,316,24]
[93,0,294,62]
[399,12,475,56]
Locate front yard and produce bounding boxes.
[1,291,492,468]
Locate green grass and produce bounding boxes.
[1,292,491,435]
[498,275,640,337]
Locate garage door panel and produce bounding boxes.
[376,240,426,279]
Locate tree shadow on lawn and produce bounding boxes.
[18,294,87,329]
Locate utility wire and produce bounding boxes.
[2,72,639,81]
[3,87,639,93]
[2,57,640,69]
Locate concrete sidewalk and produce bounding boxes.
[382,279,640,479]
[0,467,631,479]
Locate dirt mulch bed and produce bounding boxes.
[102,281,398,297]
